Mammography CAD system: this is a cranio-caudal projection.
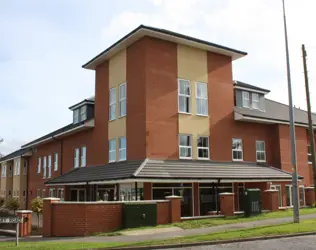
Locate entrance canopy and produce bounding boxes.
[45,159,300,186]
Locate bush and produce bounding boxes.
[6,197,20,214]
[0,197,5,207]
[31,197,43,230]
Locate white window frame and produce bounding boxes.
[252,93,259,109]
[197,136,210,160]
[179,134,192,159]
[109,139,116,163]
[119,83,126,117]
[109,88,116,121]
[1,164,6,177]
[49,188,55,198]
[38,157,41,173]
[256,140,266,162]
[232,138,243,161]
[43,156,47,178]
[9,165,12,177]
[80,105,87,121]
[73,109,79,124]
[178,79,191,114]
[14,162,17,176]
[119,137,127,161]
[48,155,52,178]
[23,160,27,175]
[17,161,20,176]
[285,185,293,207]
[54,153,58,171]
[57,188,64,201]
[81,146,86,167]
[74,148,80,168]
[299,185,305,206]
[308,144,312,164]
[196,82,208,116]
[242,91,250,108]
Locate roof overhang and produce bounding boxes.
[83,25,247,70]
[234,112,316,128]
[21,119,95,149]
[0,151,32,164]
[69,100,95,111]
[234,85,270,95]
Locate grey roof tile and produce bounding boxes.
[234,81,270,93]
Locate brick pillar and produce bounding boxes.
[219,192,234,216]
[43,198,60,237]
[193,183,199,216]
[16,210,32,237]
[262,190,278,212]
[166,195,181,223]
[144,183,152,200]
[305,187,315,206]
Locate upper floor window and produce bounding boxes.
[119,137,127,161]
[196,83,208,116]
[43,156,47,178]
[119,83,126,117]
[242,91,250,108]
[109,139,116,162]
[80,105,87,121]
[232,138,243,161]
[308,144,313,164]
[54,153,58,171]
[73,109,79,123]
[109,88,116,121]
[1,164,6,177]
[197,136,209,159]
[74,148,80,168]
[9,165,12,177]
[23,160,27,175]
[38,157,41,173]
[178,79,191,114]
[81,146,86,167]
[48,155,52,178]
[14,161,20,176]
[179,134,192,159]
[252,93,259,109]
[256,140,266,162]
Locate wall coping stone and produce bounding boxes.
[219,192,234,196]
[166,195,182,199]
[16,210,33,214]
[54,200,167,205]
[264,189,278,192]
[305,187,314,190]
[43,197,60,201]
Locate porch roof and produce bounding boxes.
[45,159,299,186]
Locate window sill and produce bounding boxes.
[118,115,126,119]
[196,114,209,117]
[308,162,312,165]
[179,157,193,160]
[256,160,266,163]
[109,118,116,122]
[178,112,192,115]
[232,159,243,162]
[108,161,116,163]
[118,159,127,162]
[197,157,210,160]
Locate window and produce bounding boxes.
[80,105,87,121]
[308,144,313,163]
[299,186,305,206]
[179,135,192,159]
[242,91,250,108]
[54,153,58,171]
[49,188,55,198]
[73,109,79,123]
[42,189,46,198]
[23,160,27,175]
[109,139,116,162]
[38,157,41,173]
[37,189,40,197]
[119,83,126,117]
[196,83,208,116]
[232,138,243,161]
[74,148,79,168]
[9,165,12,177]
[48,155,52,178]
[23,190,26,203]
[178,79,191,113]
[1,164,6,177]
[57,188,64,201]
[256,140,266,162]
[109,88,116,121]
[252,93,259,109]
[14,162,17,176]
[43,156,47,178]
[14,161,20,176]
[81,146,86,167]
[197,137,209,159]
[119,137,127,161]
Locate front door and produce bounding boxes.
[174,188,193,217]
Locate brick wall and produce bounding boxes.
[157,201,170,225]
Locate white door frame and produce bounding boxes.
[271,184,282,207]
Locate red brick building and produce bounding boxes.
[1,25,315,217]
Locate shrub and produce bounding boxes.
[0,197,5,207]
[6,197,20,214]
[31,197,43,229]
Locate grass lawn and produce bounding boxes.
[1,219,316,249]
[93,206,316,236]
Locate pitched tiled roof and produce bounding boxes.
[234,81,270,93]
[0,148,30,163]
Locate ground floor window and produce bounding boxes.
[152,183,193,217]
[286,185,293,207]
[299,186,305,206]
[70,188,86,202]
[49,188,55,198]
[271,184,282,207]
[96,185,116,201]
[57,188,64,201]
[119,183,144,201]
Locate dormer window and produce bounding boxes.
[252,93,259,109]
[73,106,88,124]
[242,91,250,108]
[73,109,79,123]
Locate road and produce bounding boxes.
[173,235,316,250]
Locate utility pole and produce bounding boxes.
[282,0,300,223]
[302,44,316,203]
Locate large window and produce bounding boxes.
[43,156,47,178]
[119,137,127,161]
[252,93,259,109]
[73,109,79,123]
[119,83,126,117]
[178,79,191,113]
[179,135,192,159]
[48,155,52,178]
[9,165,12,177]
[109,139,116,162]
[109,88,116,121]
[308,144,313,164]
[81,146,86,167]
[196,83,208,116]
[54,153,58,171]
[256,140,266,162]
[242,91,250,108]
[1,164,6,177]
[80,105,87,121]
[38,157,41,173]
[232,138,243,161]
[74,148,79,168]
[197,136,209,159]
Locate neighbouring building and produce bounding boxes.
[0,25,315,216]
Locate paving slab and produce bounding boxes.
[121,226,182,236]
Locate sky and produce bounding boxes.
[1,0,316,155]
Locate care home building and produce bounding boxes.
[0,25,315,217]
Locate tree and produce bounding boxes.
[31,197,43,230]
[6,197,20,215]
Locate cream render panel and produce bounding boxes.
[177,45,209,160]
[108,49,127,161]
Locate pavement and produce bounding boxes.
[1,213,316,243]
[174,235,316,249]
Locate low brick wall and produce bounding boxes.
[157,201,170,225]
